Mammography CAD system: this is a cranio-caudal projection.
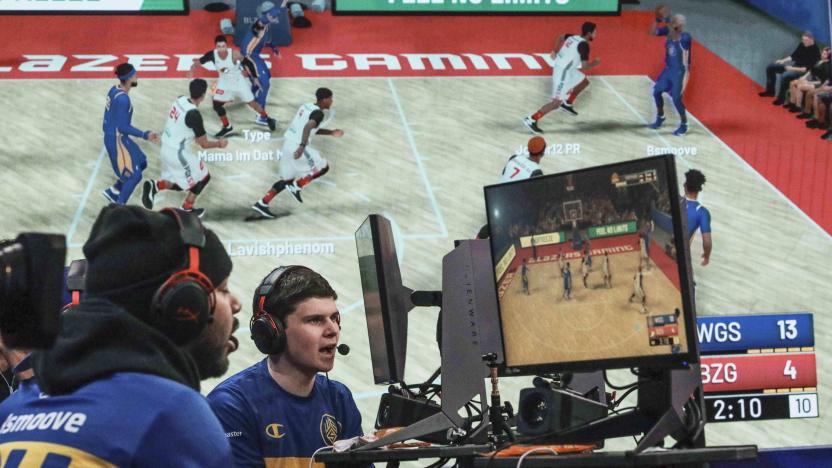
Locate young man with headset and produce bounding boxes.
[0,205,242,466]
[208,265,364,467]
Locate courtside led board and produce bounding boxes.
[334,0,620,15]
[0,0,186,13]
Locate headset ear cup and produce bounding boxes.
[153,276,214,345]
[251,313,286,355]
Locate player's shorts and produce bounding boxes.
[160,146,209,190]
[552,65,586,101]
[105,133,147,178]
[279,139,328,181]
[654,68,685,96]
[213,77,255,103]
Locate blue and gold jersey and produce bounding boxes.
[656,30,692,72]
[0,372,232,467]
[102,86,145,139]
[208,359,363,468]
[241,29,268,63]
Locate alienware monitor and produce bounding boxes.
[484,154,698,374]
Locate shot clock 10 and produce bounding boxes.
[696,313,819,423]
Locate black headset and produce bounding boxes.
[250,266,296,355]
[150,208,215,344]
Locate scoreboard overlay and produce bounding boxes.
[696,313,819,423]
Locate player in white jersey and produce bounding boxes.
[188,35,276,137]
[581,254,591,288]
[602,251,612,288]
[523,22,601,134]
[475,136,547,239]
[500,136,546,183]
[629,266,647,314]
[251,88,343,219]
[141,79,228,218]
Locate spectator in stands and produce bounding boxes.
[805,58,832,136]
[759,31,820,105]
[788,47,830,114]
[806,89,832,131]
[820,92,832,140]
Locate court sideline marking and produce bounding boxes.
[66,147,106,246]
[387,77,449,238]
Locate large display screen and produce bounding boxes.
[484,155,697,374]
[0,0,187,13]
[333,0,620,15]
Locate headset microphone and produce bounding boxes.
[337,344,350,356]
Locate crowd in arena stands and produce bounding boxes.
[504,192,651,242]
[759,31,832,141]
[655,191,672,214]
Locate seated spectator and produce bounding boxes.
[789,47,830,113]
[806,86,832,130]
[820,92,832,140]
[759,31,821,105]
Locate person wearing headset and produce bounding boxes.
[208,265,364,467]
[0,205,241,467]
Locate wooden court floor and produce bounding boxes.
[501,250,687,366]
[1,75,830,449]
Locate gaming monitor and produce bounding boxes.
[484,154,698,374]
[355,214,410,385]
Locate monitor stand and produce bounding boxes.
[540,365,706,453]
[358,240,496,450]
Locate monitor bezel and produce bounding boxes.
[484,154,699,375]
[356,214,405,385]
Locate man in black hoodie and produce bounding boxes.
[0,205,241,467]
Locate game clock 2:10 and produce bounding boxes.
[705,394,818,422]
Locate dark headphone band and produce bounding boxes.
[251,265,300,355]
[256,265,297,307]
[62,259,88,312]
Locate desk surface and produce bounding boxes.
[473,445,758,467]
[316,445,758,467]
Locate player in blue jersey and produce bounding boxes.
[208,265,364,467]
[0,206,242,467]
[241,1,288,127]
[562,262,572,299]
[101,63,160,205]
[648,14,692,136]
[521,258,529,295]
[683,169,712,266]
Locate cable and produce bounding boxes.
[516,447,558,468]
[309,446,333,468]
[0,370,15,396]
[613,385,639,408]
[603,369,642,390]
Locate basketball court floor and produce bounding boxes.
[1,9,830,452]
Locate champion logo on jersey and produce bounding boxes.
[265,423,285,439]
[319,414,340,445]
[668,46,676,57]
